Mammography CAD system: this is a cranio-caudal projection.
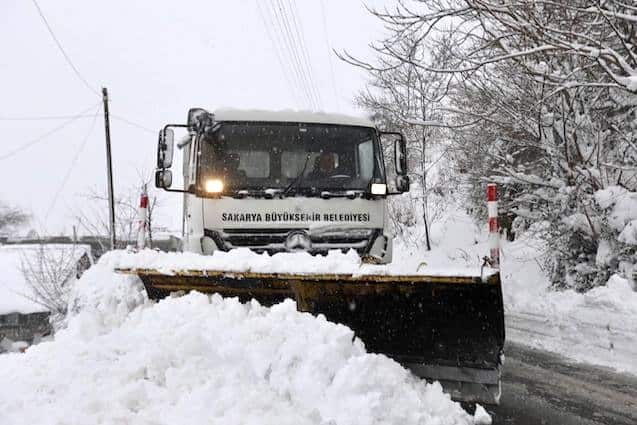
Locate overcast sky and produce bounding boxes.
[0,0,387,236]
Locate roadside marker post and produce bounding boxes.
[487,183,500,268]
[137,184,149,250]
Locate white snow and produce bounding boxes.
[472,405,492,425]
[407,208,637,375]
[595,238,613,266]
[214,107,376,128]
[0,244,92,315]
[0,256,479,425]
[562,212,596,235]
[622,74,637,92]
[594,185,637,233]
[2,203,634,424]
[618,219,637,245]
[0,338,28,353]
[501,234,637,375]
[109,246,497,280]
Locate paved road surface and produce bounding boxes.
[484,341,637,424]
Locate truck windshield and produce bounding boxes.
[198,122,384,192]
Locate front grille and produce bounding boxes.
[207,228,378,255]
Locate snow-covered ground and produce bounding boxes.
[0,255,484,425]
[1,204,634,424]
[411,208,637,376]
[501,236,637,375]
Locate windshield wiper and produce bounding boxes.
[283,154,311,197]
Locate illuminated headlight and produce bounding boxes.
[370,183,387,195]
[205,179,224,193]
[201,236,217,255]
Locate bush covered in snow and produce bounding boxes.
[592,186,637,283]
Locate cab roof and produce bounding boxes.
[212,108,376,128]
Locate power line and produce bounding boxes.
[45,105,101,218]
[30,0,100,97]
[111,114,156,134]
[263,1,308,107]
[0,111,157,135]
[255,1,302,108]
[29,1,176,145]
[0,114,96,121]
[319,0,341,112]
[288,0,323,109]
[267,0,310,108]
[0,103,101,161]
[275,0,319,109]
[269,0,315,109]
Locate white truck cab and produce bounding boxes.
[156,108,410,264]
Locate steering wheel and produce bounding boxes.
[329,174,351,178]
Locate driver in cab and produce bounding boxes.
[309,151,343,180]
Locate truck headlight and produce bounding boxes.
[201,236,217,255]
[370,183,387,195]
[205,179,224,193]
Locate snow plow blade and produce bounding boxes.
[117,268,505,404]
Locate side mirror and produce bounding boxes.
[395,175,410,193]
[155,169,173,189]
[157,128,174,169]
[394,137,407,175]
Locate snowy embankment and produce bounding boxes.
[500,235,637,376]
[0,254,481,425]
[419,209,637,376]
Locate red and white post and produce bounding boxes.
[487,183,500,268]
[136,184,149,250]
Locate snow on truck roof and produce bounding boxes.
[213,108,376,128]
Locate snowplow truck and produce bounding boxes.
[128,108,505,404]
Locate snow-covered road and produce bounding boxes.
[492,341,637,425]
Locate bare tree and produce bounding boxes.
[75,172,160,252]
[344,1,637,94]
[349,34,455,250]
[346,1,637,290]
[0,201,29,235]
[20,244,92,316]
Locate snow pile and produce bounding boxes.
[0,255,478,425]
[595,185,637,245]
[494,231,637,375]
[110,246,497,279]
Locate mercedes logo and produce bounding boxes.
[284,230,312,252]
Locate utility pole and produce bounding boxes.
[421,102,431,251]
[102,87,116,250]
